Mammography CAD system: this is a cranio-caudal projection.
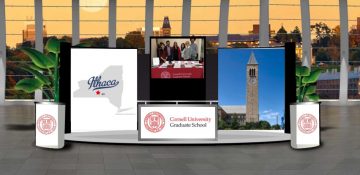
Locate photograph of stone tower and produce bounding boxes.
[218,48,285,130]
[246,52,259,123]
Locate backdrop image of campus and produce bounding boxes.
[218,48,286,130]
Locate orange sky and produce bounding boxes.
[4,0,360,47]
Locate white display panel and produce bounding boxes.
[139,105,217,140]
[290,103,320,149]
[36,103,65,149]
[71,48,137,132]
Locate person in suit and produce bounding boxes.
[172,42,181,61]
[165,40,172,61]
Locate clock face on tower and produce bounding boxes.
[248,78,257,85]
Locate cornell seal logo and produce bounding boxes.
[160,71,171,78]
[298,113,317,134]
[37,114,57,135]
[144,112,165,133]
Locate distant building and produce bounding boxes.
[136,27,161,37]
[124,30,145,47]
[207,34,278,48]
[206,24,277,47]
[296,46,302,61]
[23,24,47,42]
[17,24,47,48]
[317,69,360,99]
[161,16,171,36]
[218,105,246,126]
[135,16,171,37]
[248,24,275,36]
[349,17,360,47]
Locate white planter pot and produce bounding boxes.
[290,102,320,149]
[35,102,65,149]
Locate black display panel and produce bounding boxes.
[59,42,71,133]
[284,42,297,133]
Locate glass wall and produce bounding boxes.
[154,0,182,36]
[269,0,302,64]
[310,0,340,99]
[43,0,72,43]
[190,0,220,55]
[42,0,72,99]
[2,0,359,102]
[190,0,220,36]
[228,0,259,48]
[5,0,35,99]
[79,0,109,47]
[116,0,145,50]
[348,1,360,99]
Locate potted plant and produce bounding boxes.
[15,38,65,149]
[290,66,322,149]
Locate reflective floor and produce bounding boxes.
[0,105,359,175]
[65,130,290,144]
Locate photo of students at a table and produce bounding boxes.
[151,36,204,79]
[156,37,199,62]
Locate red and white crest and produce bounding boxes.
[37,114,57,135]
[298,113,317,134]
[160,71,171,78]
[144,112,165,133]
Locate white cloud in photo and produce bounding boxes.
[262,109,272,114]
[260,110,281,125]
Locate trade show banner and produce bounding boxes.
[139,105,217,140]
[71,48,137,132]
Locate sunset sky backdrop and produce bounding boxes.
[4,0,360,47]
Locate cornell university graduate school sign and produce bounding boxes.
[139,105,218,140]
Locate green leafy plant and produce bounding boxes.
[15,38,61,102]
[296,66,322,102]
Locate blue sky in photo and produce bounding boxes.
[218,48,285,126]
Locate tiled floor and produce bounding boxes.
[0,105,359,175]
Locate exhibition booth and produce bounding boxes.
[34,37,318,147]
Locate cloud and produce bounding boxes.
[262,109,272,114]
[269,112,280,116]
[260,111,282,125]
[261,110,279,117]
